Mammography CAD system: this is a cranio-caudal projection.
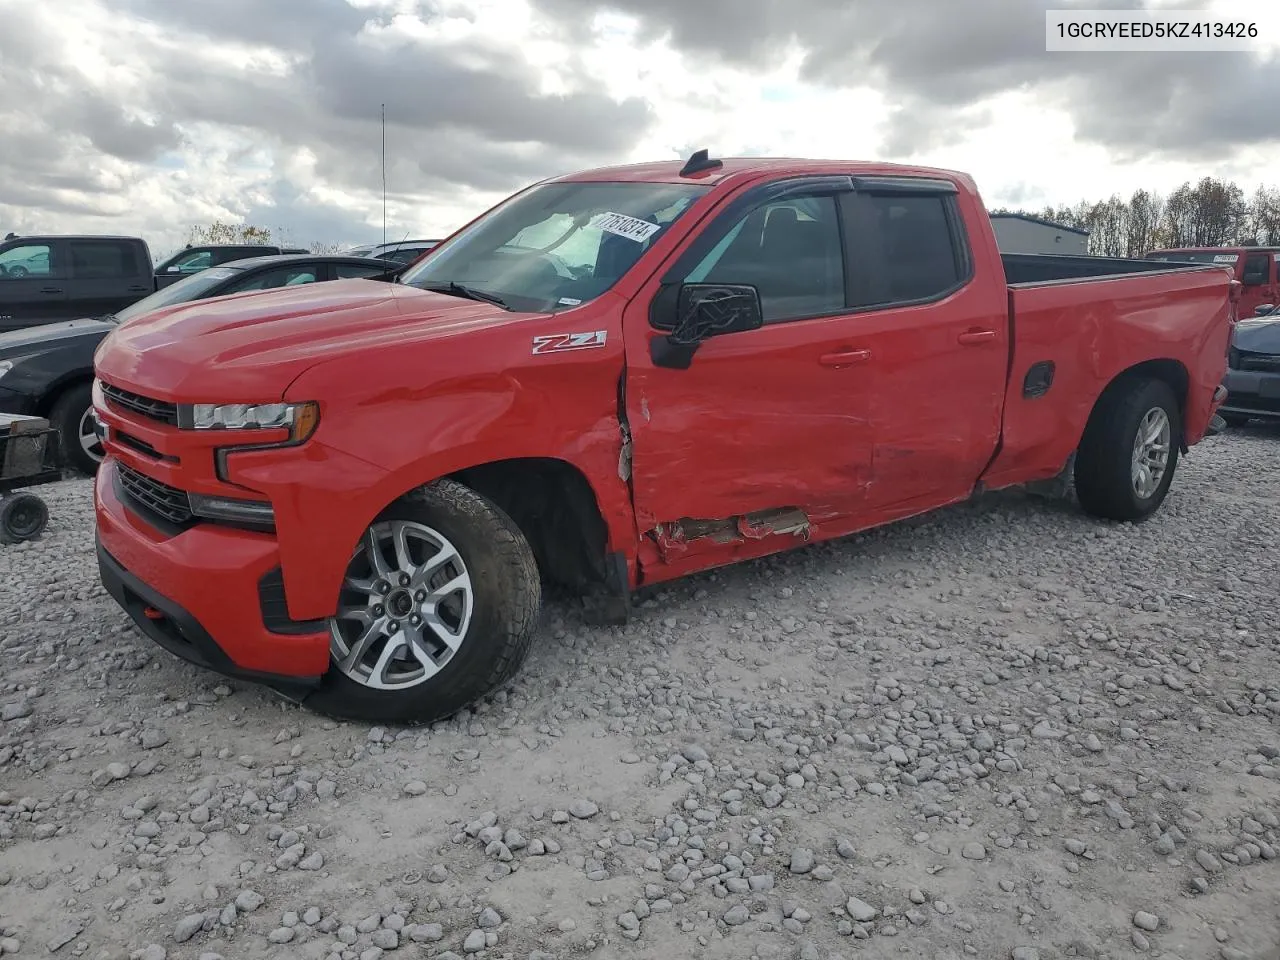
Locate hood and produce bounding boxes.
[1233,317,1280,355]
[94,280,546,401]
[0,317,114,355]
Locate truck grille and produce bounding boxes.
[102,383,179,426]
[1237,352,1280,372]
[118,463,193,526]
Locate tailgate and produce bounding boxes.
[979,267,1233,490]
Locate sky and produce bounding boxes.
[1,0,1278,258]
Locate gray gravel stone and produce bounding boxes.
[173,915,204,943]
[569,799,599,819]
[846,897,879,922]
[789,848,815,874]
[1133,911,1159,932]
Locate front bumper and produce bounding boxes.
[1222,368,1280,421]
[95,458,330,686]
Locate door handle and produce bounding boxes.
[128,285,150,293]
[819,348,871,367]
[40,287,63,294]
[958,329,996,345]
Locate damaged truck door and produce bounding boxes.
[623,176,879,569]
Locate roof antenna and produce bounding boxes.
[381,103,387,246]
[679,148,723,178]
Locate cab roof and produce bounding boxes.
[551,155,973,188]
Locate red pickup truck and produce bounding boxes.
[91,152,1235,724]
[1144,245,1279,320]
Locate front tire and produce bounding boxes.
[49,383,103,475]
[1074,377,1180,522]
[303,478,541,725]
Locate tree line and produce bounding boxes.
[184,221,344,254]
[992,178,1280,258]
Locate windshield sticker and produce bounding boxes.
[1213,254,1239,263]
[590,212,661,244]
[532,330,607,355]
[557,297,583,306]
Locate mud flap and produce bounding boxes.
[1024,452,1076,501]
[581,550,632,626]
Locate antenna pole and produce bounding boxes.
[381,103,387,246]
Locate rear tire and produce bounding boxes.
[1074,377,1180,522]
[49,383,103,475]
[303,478,541,725]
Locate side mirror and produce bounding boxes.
[1257,303,1276,317]
[650,283,764,369]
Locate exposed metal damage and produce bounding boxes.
[650,507,811,561]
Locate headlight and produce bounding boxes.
[0,360,13,380]
[181,400,319,442]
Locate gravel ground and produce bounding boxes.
[3,429,1280,960]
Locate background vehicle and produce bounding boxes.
[0,254,397,473]
[341,239,440,264]
[1221,303,1280,426]
[92,152,1234,726]
[0,235,154,332]
[1144,246,1280,319]
[154,243,311,288]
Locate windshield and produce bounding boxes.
[399,181,710,312]
[114,267,240,322]
[1145,250,1240,265]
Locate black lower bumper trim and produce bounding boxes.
[96,538,322,693]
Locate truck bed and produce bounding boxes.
[1000,252,1218,285]
[978,262,1236,491]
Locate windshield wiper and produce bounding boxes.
[419,281,507,308]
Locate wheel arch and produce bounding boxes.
[34,372,94,418]
[1084,358,1190,450]
[446,457,616,595]
[354,456,621,598]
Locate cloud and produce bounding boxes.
[0,0,1276,251]
[0,0,655,247]
[528,0,1280,160]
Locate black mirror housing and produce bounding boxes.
[1257,303,1276,317]
[651,283,764,369]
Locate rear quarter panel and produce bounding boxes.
[980,266,1233,490]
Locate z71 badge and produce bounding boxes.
[531,330,608,355]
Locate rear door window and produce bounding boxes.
[69,240,140,279]
[224,266,320,292]
[842,194,966,307]
[1243,252,1270,285]
[334,263,394,279]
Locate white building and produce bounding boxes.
[989,213,1089,256]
